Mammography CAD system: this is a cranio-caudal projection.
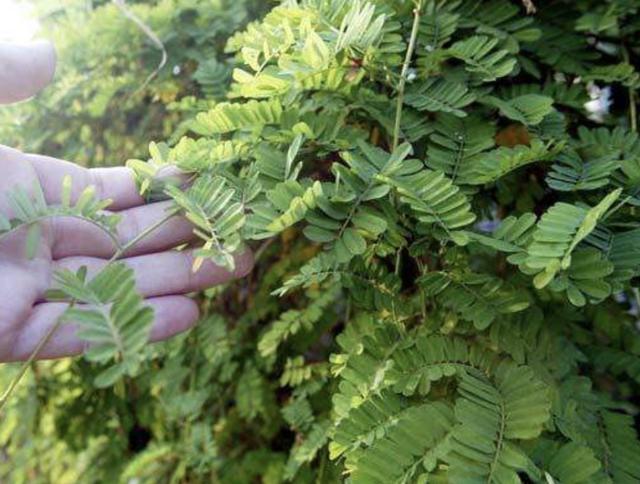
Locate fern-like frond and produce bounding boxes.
[343,260,402,312]
[192,58,232,98]
[583,62,640,88]
[535,441,601,484]
[416,1,459,73]
[524,189,621,289]
[547,150,619,192]
[464,213,536,265]
[600,410,640,482]
[576,126,640,169]
[404,77,475,117]
[589,346,640,385]
[380,168,476,241]
[166,175,245,270]
[195,99,284,134]
[234,364,268,420]
[609,228,640,282]
[346,402,454,484]
[419,270,530,330]
[447,35,516,82]
[334,331,551,483]
[445,364,550,483]
[458,0,540,45]
[273,252,339,296]
[425,113,496,182]
[461,138,563,185]
[418,1,459,50]
[284,420,331,480]
[282,395,314,432]
[330,390,408,460]
[0,177,120,256]
[252,180,317,242]
[258,286,339,357]
[54,263,153,387]
[499,82,588,110]
[481,94,555,126]
[170,137,251,173]
[331,325,401,421]
[292,142,411,262]
[280,356,315,387]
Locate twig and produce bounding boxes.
[623,47,637,133]
[631,89,638,133]
[392,0,423,150]
[108,207,181,263]
[113,0,167,98]
[602,194,633,222]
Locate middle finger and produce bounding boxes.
[50,200,194,259]
[51,248,254,299]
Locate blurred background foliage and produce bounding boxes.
[0,0,268,166]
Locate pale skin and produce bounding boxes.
[0,41,253,362]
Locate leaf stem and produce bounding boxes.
[392,0,423,150]
[602,193,634,222]
[113,0,167,98]
[108,207,181,263]
[0,214,121,251]
[623,47,637,133]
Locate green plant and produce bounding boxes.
[3,0,640,482]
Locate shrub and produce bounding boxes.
[3,0,640,482]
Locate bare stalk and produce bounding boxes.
[108,207,181,263]
[113,0,167,97]
[392,0,423,150]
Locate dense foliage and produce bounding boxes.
[2,0,640,482]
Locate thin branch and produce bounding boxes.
[113,0,167,97]
[0,303,74,413]
[392,0,423,150]
[108,207,181,263]
[623,47,637,133]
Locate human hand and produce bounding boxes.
[0,42,253,362]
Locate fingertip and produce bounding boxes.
[233,249,254,278]
[148,295,200,342]
[0,40,57,104]
[33,40,57,88]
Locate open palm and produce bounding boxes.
[0,40,251,362]
[0,145,252,361]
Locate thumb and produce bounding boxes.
[0,40,57,104]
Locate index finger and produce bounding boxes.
[26,152,145,211]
